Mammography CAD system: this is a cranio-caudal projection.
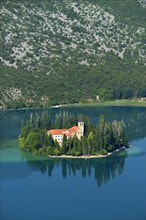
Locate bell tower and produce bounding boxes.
[78,121,84,136]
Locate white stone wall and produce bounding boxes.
[52,134,63,143]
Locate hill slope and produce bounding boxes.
[0,0,146,109]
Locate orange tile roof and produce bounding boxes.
[66,133,73,137]
[48,126,80,136]
[68,126,80,133]
[48,129,67,135]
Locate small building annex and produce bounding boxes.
[47,122,84,145]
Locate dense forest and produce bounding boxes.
[1,56,146,109]
[0,0,146,109]
[19,112,128,157]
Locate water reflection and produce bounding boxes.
[19,150,127,187]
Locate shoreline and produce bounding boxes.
[67,99,146,108]
[48,146,127,159]
[0,99,146,112]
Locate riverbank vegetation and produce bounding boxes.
[1,57,146,109]
[18,112,128,157]
[71,99,146,107]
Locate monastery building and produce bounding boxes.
[47,122,84,145]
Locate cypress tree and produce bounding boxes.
[62,135,68,154]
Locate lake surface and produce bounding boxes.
[0,106,146,220]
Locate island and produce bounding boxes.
[18,111,129,158]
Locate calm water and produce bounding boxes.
[0,106,146,220]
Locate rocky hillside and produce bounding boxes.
[0,0,146,109]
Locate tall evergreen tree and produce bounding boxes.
[55,112,62,128]
[62,135,68,154]
[41,112,52,130]
[97,115,105,150]
[87,132,94,155]
[48,134,54,148]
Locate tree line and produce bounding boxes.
[18,111,128,156]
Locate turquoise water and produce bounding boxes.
[0,107,146,220]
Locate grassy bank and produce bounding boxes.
[67,99,146,108]
[1,99,146,111]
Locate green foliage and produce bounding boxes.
[107,145,113,152]
[52,148,61,156]
[96,0,145,28]
[97,88,113,101]
[48,134,54,148]
[26,129,49,151]
[0,0,145,109]
[18,136,26,149]
[41,112,52,130]
[20,122,32,139]
[99,149,107,155]
[18,111,128,157]
[1,54,145,109]
[55,111,78,129]
[62,135,68,154]
[46,147,54,155]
